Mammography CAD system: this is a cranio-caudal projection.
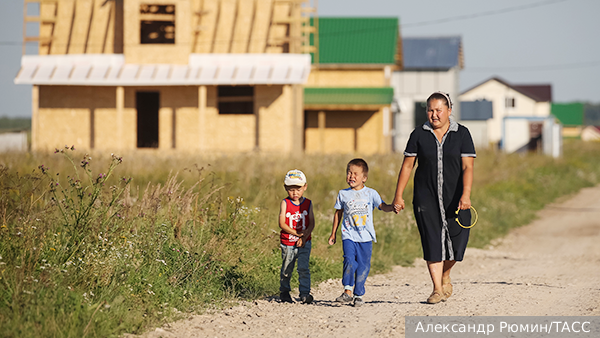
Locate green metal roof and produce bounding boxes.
[311,17,398,64]
[551,103,584,126]
[304,87,394,105]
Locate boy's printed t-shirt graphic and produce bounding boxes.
[335,187,384,243]
[281,198,312,246]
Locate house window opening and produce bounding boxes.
[505,97,516,108]
[140,4,175,44]
[218,86,254,114]
[137,92,160,148]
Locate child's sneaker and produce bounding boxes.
[335,292,353,303]
[280,292,294,303]
[300,294,314,304]
[353,297,364,307]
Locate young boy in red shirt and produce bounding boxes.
[279,169,315,304]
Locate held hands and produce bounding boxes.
[295,231,305,248]
[392,198,405,214]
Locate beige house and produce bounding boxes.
[303,17,399,154]
[16,0,315,153]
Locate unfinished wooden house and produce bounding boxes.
[15,0,315,153]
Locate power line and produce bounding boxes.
[466,60,600,72]
[402,0,569,28]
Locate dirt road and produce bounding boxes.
[136,185,600,338]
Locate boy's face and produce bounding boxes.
[346,164,367,190]
[285,184,306,201]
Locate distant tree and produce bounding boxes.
[0,117,31,131]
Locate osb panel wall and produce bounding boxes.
[202,86,255,152]
[304,109,386,154]
[37,86,117,150]
[38,87,135,151]
[355,108,383,154]
[198,85,295,152]
[38,0,303,57]
[34,84,295,153]
[193,0,293,54]
[41,0,122,55]
[306,69,388,87]
[160,87,199,150]
[256,85,292,153]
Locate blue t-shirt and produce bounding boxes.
[334,186,384,243]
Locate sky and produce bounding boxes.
[0,0,598,117]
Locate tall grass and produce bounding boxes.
[0,139,599,337]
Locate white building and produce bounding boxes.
[460,77,560,157]
[391,36,464,151]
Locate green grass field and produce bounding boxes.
[1,139,600,337]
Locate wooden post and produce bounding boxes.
[198,85,207,150]
[291,84,304,153]
[116,86,124,149]
[31,85,39,151]
[318,110,325,153]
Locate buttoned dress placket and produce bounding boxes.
[423,120,459,261]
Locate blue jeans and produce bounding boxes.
[279,241,311,296]
[342,240,372,297]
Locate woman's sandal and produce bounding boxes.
[442,277,453,298]
[426,291,447,304]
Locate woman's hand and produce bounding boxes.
[392,198,405,214]
[458,195,471,210]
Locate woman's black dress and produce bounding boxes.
[404,120,476,261]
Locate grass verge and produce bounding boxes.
[0,139,599,337]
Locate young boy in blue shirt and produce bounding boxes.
[328,158,394,307]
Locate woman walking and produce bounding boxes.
[392,91,476,304]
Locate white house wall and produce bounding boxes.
[458,121,488,150]
[459,79,549,147]
[503,119,530,153]
[392,68,460,152]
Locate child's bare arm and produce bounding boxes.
[278,200,303,237]
[379,203,394,213]
[328,209,343,245]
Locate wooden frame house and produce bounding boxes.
[15,0,315,154]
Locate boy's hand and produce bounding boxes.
[328,234,336,245]
[380,203,394,213]
[296,237,304,248]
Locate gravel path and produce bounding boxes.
[133,185,600,338]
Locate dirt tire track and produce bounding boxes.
[133,186,600,338]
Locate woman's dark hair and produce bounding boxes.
[347,158,369,174]
[427,91,453,109]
